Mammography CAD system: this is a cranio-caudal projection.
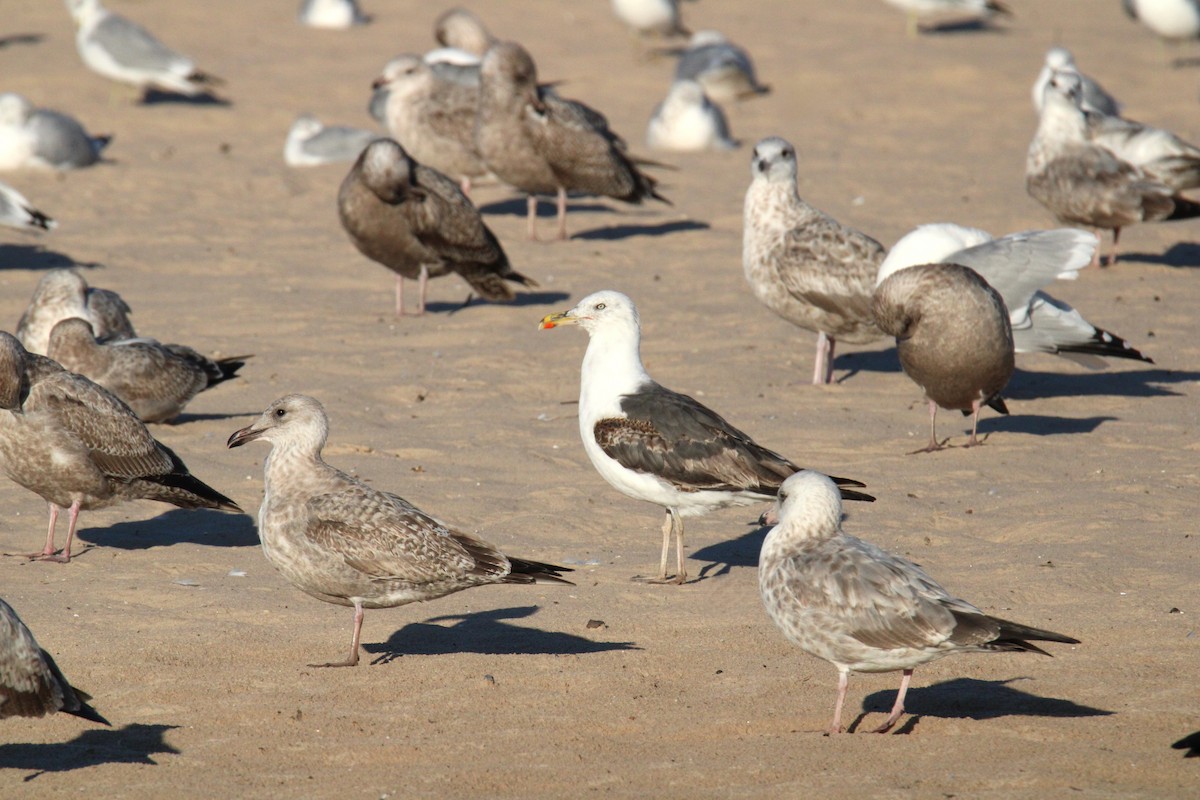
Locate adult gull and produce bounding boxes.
[646,80,737,153]
[0,93,110,170]
[0,181,55,231]
[284,115,376,167]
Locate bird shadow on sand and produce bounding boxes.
[857,677,1111,733]
[80,508,258,552]
[1007,366,1200,400]
[1119,243,1200,267]
[978,413,1115,438]
[572,219,710,241]
[0,244,104,271]
[1173,731,1200,757]
[476,197,612,218]
[140,90,230,107]
[833,347,902,381]
[692,522,768,580]
[0,33,43,48]
[366,605,638,664]
[0,723,180,780]
[423,290,572,314]
[918,19,1007,35]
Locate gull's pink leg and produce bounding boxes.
[672,511,687,585]
[417,264,429,316]
[33,500,80,563]
[873,668,913,733]
[827,669,849,735]
[555,186,568,240]
[825,336,837,384]
[24,502,60,559]
[459,176,472,198]
[310,600,364,668]
[394,274,406,317]
[909,399,946,454]
[637,509,675,583]
[1108,227,1121,267]
[812,332,829,386]
[526,195,539,241]
[964,398,984,448]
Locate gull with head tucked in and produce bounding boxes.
[760,470,1078,735]
[646,80,737,153]
[16,268,135,356]
[0,93,110,171]
[298,0,368,29]
[284,115,376,167]
[227,394,573,667]
[539,290,873,585]
[879,0,1011,36]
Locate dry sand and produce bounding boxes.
[0,0,1197,797]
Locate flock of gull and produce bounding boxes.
[0,0,1194,748]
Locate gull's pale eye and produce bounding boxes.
[595,302,606,310]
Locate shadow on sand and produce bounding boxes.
[0,724,180,780]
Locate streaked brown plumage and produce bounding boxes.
[16,268,136,356]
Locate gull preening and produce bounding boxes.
[0,92,110,170]
[759,471,1078,735]
[743,137,886,385]
[670,31,769,103]
[0,181,55,231]
[226,394,573,667]
[539,290,874,584]
[297,0,367,29]
[0,332,241,563]
[1031,47,1120,117]
[646,80,737,153]
[16,268,136,356]
[284,115,376,167]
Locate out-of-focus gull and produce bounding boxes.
[47,318,248,424]
[0,597,108,723]
[433,7,493,56]
[646,80,737,152]
[0,93,110,170]
[759,470,1078,735]
[879,224,1153,368]
[65,0,225,99]
[476,41,669,240]
[539,290,874,584]
[872,263,1014,452]
[611,0,689,38]
[1027,70,1200,265]
[1085,110,1200,193]
[338,139,536,315]
[298,0,367,29]
[17,268,135,356]
[1031,47,1120,116]
[671,30,769,103]
[1123,0,1200,43]
[742,137,885,386]
[0,181,55,231]
[284,115,376,167]
[0,332,241,563]
[879,0,1011,36]
[227,394,572,667]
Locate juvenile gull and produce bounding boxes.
[338,138,536,315]
[0,93,110,171]
[872,263,1014,452]
[671,31,769,103]
[1031,47,1120,117]
[1123,0,1200,43]
[0,181,55,231]
[0,597,108,723]
[433,7,494,58]
[475,41,670,240]
[227,394,573,667]
[743,137,886,386]
[298,0,367,29]
[646,80,737,153]
[879,0,1011,36]
[284,114,376,167]
[65,0,225,100]
[17,268,136,356]
[610,0,689,38]
[47,318,248,424]
[539,290,874,584]
[759,471,1078,735]
[0,332,241,563]
[879,223,1153,368]
[1027,70,1200,265]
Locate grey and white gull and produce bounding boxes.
[879,0,1011,36]
[646,80,737,153]
[284,114,376,167]
[298,0,367,29]
[1031,47,1121,117]
[759,470,1078,735]
[610,0,689,38]
[16,268,135,356]
[539,290,873,585]
[0,181,55,232]
[670,30,769,103]
[226,394,573,667]
[743,137,886,386]
[0,93,110,171]
[1123,0,1200,43]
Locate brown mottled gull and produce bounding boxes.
[16,268,135,356]
[433,8,493,56]
[872,263,1014,453]
[47,318,248,424]
[743,137,886,386]
[0,332,241,563]
[760,471,1078,735]
[475,41,669,240]
[338,138,536,316]
[0,597,108,723]
[226,394,573,667]
[539,290,873,585]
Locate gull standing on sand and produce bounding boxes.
[872,262,1014,452]
[338,138,536,315]
[1123,0,1200,43]
[298,0,367,29]
[539,290,874,585]
[879,0,1011,36]
[0,597,108,723]
[475,41,669,240]
[65,0,225,100]
[0,181,54,232]
[879,224,1153,368]
[610,0,689,38]
[0,93,110,171]
[671,31,769,103]
[16,268,135,356]
[0,333,240,563]
[1027,71,1200,265]
[743,137,886,386]
[227,394,573,667]
[284,115,376,167]
[1031,47,1121,117]
[47,318,248,424]
[646,80,737,152]
[760,471,1078,735]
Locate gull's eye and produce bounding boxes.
[274,408,287,418]
[595,302,606,310]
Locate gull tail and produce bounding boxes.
[1056,326,1154,365]
[505,557,575,586]
[1167,195,1200,221]
[829,474,875,503]
[987,616,1080,656]
[24,205,55,231]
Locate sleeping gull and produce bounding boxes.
[47,318,248,424]
[879,0,1011,36]
[610,0,689,38]
[433,7,494,59]
[16,268,135,356]
[539,290,874,584]
[475,41,670,240]
[872,262,1014,453]
[0,332,241,563]
[1123,0,1200,43]
[759,470,1078,735]
[0,181,55,231]
[743,137,886,386]
[879,223,1153,368]
[670,31,769,103]
[227,394,573,667]
[0,597,108,723]
[338,138,536,315]
[0,93,110,170]
[1027,70,1200,265]
[65,0,225,100]
[298,0,367,29]
[1031,47,1120,117]
[284,114,376,167]
[646,80,738,152]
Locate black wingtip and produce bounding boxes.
[66,697,111,726]
[508,557,575,586]
[839,489,876,503]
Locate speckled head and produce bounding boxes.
[769,471,844,543]
[750,137,797,184]
[228,394,330,453]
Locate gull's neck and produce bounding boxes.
[579,320,650,419]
